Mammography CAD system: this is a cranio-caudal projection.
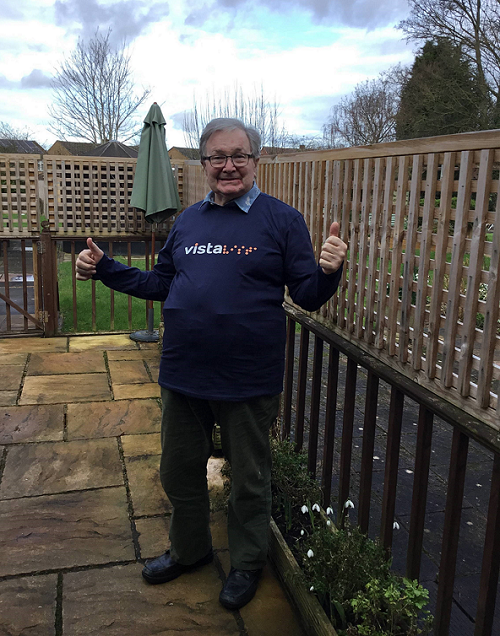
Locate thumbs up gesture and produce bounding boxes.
[319,222,347,275]
[75,238,104,281]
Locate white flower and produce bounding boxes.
[326,507,333,516]
[307,549,314,558]
[326,520,332,527]
[301,505,309,514]
[312,503,320,512]
[393,521,400,530]
[344,499,355,509]
[300,529,305,536]
[309,586,315,592]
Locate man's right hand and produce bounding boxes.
[75,238,104,281]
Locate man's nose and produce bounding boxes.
[222,157,238,170]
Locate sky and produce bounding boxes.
[0,0,416,149]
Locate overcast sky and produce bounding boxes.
[0,0,415,149]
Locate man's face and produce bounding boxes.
[202,129,258,206]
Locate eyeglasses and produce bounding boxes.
[202,153,254,168]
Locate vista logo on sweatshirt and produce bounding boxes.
[184,243,258,256]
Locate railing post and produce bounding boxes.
[39,221,58,337]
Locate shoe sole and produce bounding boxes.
[142,552,214,585]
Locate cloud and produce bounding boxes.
[20,69,53,89]
[0,75,17,90]
[170,111,188,130]
[187,0,408,30]
[54,0,171,44]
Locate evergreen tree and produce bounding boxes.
[396,40,487,140]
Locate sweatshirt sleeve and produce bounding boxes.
[93,231,176,302]
[283,214,343,312]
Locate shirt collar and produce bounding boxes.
[202,183,261,213]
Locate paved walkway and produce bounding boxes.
[0,334,304,636]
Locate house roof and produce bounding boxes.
[81,140,138,158]
[169,146,201,160]
[46,141,99,155]
[0,139,45,154]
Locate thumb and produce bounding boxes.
[86,237,101,253]
[329,222,340,238]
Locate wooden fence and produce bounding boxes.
[0,154,185,237]
[180,130,500,433]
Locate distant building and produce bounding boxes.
[168,146,201,161]
[81,141,138,158]
[45,141,99,156]
[0,139,45,154]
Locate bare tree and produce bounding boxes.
[0,121,35,140]
[322,69,405,148]
[398,0,500,125]
[49,30,150,143]
[182,84,295,151]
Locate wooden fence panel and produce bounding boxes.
[0,154,40,236]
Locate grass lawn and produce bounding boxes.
[58,258,163,333]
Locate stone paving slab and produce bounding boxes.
[0,364,24,391]
[67,399,161,440]
[121,432,162,457]
[0,574,57,636]
[0,337,67,353]
[0,438,123,499]
[2,352,28,365]
[28,350,107,375]
[69,335,137,352]
[0,404,64,444]
[113,383,161,400]
[135,516,170,559]
[63,563,240,636]
[107,349,159,361]
[218,552,305,636]
[0,391,18,406]
[125,455,171,517]
[0,487,135,577]
[108,359,152,384]
[20,373,111,405]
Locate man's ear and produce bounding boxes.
[253,157,259,178]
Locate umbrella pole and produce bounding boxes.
[147,229,156,334]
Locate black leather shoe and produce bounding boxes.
[142,549,213,584]
[219,567,262,610]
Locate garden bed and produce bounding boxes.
[269,517,337,636]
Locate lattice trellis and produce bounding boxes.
[0,154,40,235]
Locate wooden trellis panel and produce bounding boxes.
[0,154,40,236]
[43,155,176,235]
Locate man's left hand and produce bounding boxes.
[319,222,347,275]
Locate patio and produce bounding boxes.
[0,334,304,636]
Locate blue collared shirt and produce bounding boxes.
[202,182,261,213]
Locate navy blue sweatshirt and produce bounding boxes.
[94,191,342,400]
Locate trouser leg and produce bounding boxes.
[213,394,280,570]
[159,388,214,565]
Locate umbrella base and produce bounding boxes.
[129,330,159,343]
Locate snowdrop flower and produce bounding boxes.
[326,520,332,527]
[393,521,400,530]
[309,586,315,592]
[301,505,309,514]
[326,507,333,516]
[312,503,320,512]
[300,529,305,536]
[307,549,314,558]
[344,499,355,509]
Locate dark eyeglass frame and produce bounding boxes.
[202,153,254,167]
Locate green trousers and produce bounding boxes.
[159,388,280,570]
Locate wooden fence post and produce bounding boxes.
[39,221,58,337]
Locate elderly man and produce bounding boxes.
[76,117,347,610]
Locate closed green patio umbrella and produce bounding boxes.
[129,102,182,342]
